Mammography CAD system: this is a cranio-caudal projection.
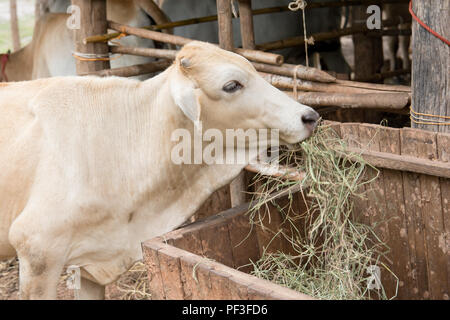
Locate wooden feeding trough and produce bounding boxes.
[142,201,314,300]
[142,121,449,300]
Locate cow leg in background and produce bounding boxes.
[79,277,105,300]
[15,248,65,299]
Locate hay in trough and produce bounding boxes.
[247,123,397,300]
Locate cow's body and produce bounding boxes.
[0,42,318,299]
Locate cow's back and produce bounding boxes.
[0,82,45,258]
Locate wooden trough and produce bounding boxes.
[142,121,449,300]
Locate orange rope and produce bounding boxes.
[410,106,450,126]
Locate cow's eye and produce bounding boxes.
[222,80,243,93]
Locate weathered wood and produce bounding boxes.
[411,0,449,133]
[227,214,260,273]
[290,92,410,109]
[157,246,184,299]
[72,0,110,74]
[110,46,177,60]
[108,21,283,65]
[238,0,255,49]
[193,184,231,221]
[230,171,247,207]
[436,133,450,300]
[80,60,171,77]
[141,241,166,300]
[352,5,383,82]
[217,0,233,51]
[9,0,20,51]
[378,127,413,299]
[257,19,404,51]
[200,222,234,267]
[252,62,336,83]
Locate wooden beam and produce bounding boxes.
[108,21,283,65]
[411,0,450,133]
[72,0,110,75]
[238,0,255,49]
[79,60,171,77]
[351,5,383,81]
[346,147,450,179]
[216,0,233,50]
[9,0,20,51]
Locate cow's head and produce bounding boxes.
[169,41,319,145]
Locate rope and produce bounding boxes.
[289,0,314,67]
[408,1,450,46]
[73,31,127,62]
[0,52,9,82]
[72,51,123,62]
[410,106,450,126]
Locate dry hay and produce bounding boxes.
[247,123,398,300]
[0,258,151,300]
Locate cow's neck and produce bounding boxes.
[117,72,246,234]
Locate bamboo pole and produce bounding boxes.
[9,0,20,51]
[252,62,336,83]
[85,0,409,44]
[80,60,171,77]
[260,72,381,94]
[108,21,284,65]
[110,46,178,60]
[335,79,411,92]
[217,0,233,51]
[257,19,409,51]
[238,0,255,50]
[289,92,410,109]
[109,45,335,83]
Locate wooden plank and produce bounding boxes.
[254,196,285,257]
[437,133,450,300]
[378,127,412,299]
[179,254,213,300]
[72,0,110,74]
[358,124,393,297]
[411,0,449,133]
[172,230,203,256]
[238,0,255,49]
[216,0,234,50]
[193,184,231,221]
[141,241,166,300]
[157,246,184,299]
[401,128,434,299]
[340,123,371,226]
[209,269,233,300]
[345,148,450,179]
[228,214,260,273]
[200,222,235,267]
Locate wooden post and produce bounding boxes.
[216,0,233,51]
[411,0,449,133]
[72,0,110,75]
[351,5,383,81]
[35,0,49,22]
[10,0,21,51]
[238,0,255,49]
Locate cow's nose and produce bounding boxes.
[301,109,320,132]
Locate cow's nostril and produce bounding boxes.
[301,110,320,130]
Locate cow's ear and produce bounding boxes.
[169,58,201,128]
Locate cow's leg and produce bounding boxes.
[9,207,69,300]
[16,248,66,299]
[79,277,105,300]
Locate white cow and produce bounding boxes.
[1,0,158,81]
[0,42,319,299]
